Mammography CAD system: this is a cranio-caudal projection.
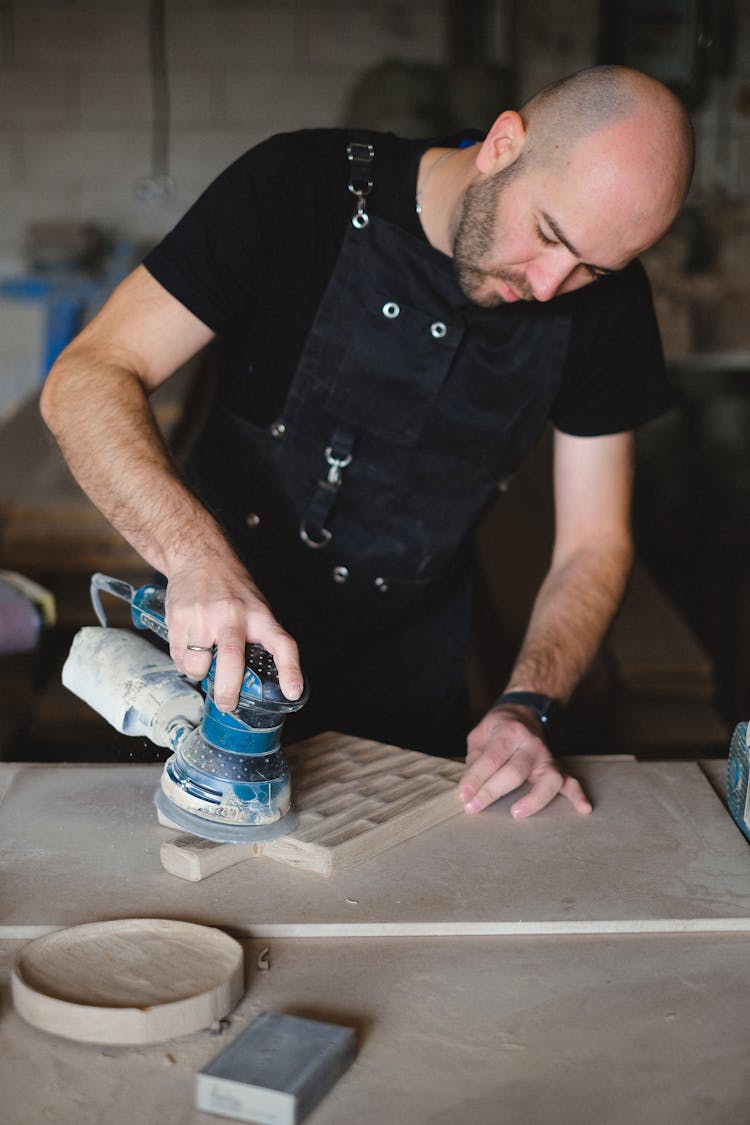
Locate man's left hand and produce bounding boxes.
[458,705,592,819]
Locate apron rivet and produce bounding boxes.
[430,321,447,339]
[374,576,389,592]
[332,566,349,584]
[382,301,400,319]
[245,512,260,528]
[270,419,286,438]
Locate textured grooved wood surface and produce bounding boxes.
[161,733,464,880]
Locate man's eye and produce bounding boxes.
[586,266,607,281]
[535,224,556,246]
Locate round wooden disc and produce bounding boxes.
[12,918,244,1045]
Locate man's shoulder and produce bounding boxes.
[238,127,420,171]
[223,128,425,232]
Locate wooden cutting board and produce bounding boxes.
[159,732,464,881]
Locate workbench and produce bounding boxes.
[1,753,748,1124]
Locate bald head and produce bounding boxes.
[520,65,694,214]
[445,65,696,305]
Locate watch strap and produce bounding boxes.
[494,691,559,727]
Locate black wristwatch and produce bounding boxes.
[494,691,559,732]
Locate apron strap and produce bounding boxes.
[299,428,357,549]
[347,136,374,230]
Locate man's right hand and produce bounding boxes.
[165,556,303,712]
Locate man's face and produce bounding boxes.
[452,139,665,308]
[452,164,539,306]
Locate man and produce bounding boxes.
[41,65,694,820]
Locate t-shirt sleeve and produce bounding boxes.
[551,259,672,436]
[142,134,298,334]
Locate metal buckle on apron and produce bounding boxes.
[347,140,373,229]
[299,429,356,549]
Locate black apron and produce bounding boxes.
[186,144,573,755]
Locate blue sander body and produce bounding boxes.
[62,573,308,844]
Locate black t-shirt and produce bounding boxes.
[143,128,671,436]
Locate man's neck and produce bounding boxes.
[416,145,478,257]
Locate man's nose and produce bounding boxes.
[528,253,579,302]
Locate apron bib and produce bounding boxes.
[185,142,573,751]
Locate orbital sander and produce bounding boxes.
[62,572,308,843]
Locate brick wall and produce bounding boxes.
[1,0,748,410]
[0,0,449,409]
[0,0,447,270]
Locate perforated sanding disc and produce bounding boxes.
[12,918,244,1045]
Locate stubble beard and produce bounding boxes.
[452,165,534,307]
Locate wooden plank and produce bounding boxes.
[3,933,750,1125]
[160,732,464,881]
[3,756,750,938]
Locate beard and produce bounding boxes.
[452,163,534,307]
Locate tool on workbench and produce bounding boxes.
[62,572,308,844]
[727,721,750,842]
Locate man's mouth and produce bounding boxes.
[497,278,522,302]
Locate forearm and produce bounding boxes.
[461,430,633,818]
[41,352,236,578]
[503,534,633,702]
[460,541,628,819]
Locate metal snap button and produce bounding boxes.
[430,321,447,339]
[245,513,261,528]
[382,302,400,319]
[374,576,389,592]
[270,419,286,438]
[332,566,349,584]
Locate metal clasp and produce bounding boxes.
[299,521,332,549]
[351,197,369,229]
[325,446,353,487]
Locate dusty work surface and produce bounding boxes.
[2,932,750,1125]
[1,749,748,936]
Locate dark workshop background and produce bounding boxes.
[0,0,748,764]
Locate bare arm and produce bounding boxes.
[40,265,303,706]
[458,427,635,817]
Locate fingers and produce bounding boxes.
[559,774,593,816]
[166,580,303,713]
[510,771,592,820]
[461,752,592,819]
[182,645,214,682]
[261,626,303,703]
[459,748,533,814]
[459,712,592,819]
[212,627,252,711]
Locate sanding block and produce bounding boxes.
[196,1011,356,1124]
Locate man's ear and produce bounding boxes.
[475,110,527,175]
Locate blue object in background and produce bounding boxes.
[727,720,750,841]
[0,238,136,378]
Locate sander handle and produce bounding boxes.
[90,572,308,710]
[90,572,168,642]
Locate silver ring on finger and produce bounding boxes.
[186,644,213,653]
